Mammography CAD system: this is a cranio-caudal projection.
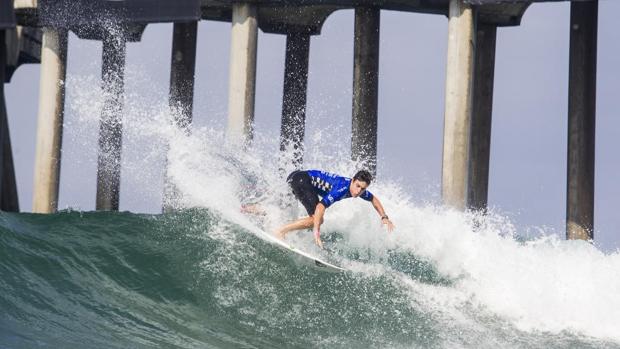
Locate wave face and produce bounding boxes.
[1,209,619,349]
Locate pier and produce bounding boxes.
[1,0,602,241]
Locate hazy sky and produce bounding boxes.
[4,0,619,250]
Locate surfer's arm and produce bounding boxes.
[312,203,326,248]
[371,196,395,232]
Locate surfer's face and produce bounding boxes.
[350,180,369,198]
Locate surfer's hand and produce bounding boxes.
[382,217,395,233]
[313,229,324,249]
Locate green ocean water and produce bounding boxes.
[0,210,617,349]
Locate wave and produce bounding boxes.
[9,69,615,348]
[0,209,619,349]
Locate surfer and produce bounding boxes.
[276,169,395,248]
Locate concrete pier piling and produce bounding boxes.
[566,0,597,241]
[442,0,475,210]
[32,28,68,213]
[0,116,18,211]
[163,21,198,213]
[96,31,127,211]
[351,7,380,176]
[169,21,198,130]
[0,30,19,212]
[0,31,5,204]
[227,3,258,147]
[467,23,496,212]
[280,32,310,169]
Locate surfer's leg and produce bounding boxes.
[278,171,322,239]
[275,212,325,239]
[276,216,314,239]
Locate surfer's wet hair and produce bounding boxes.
[353,170,372,185]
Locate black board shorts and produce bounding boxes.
[287,171,319,216]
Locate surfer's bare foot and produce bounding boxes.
[241,204,266,215]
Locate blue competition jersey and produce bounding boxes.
[306,170,374,208]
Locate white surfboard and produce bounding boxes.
[250,228,347,273]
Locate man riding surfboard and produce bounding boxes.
[276,169,395,248]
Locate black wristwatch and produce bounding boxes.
[381,215,389,220]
